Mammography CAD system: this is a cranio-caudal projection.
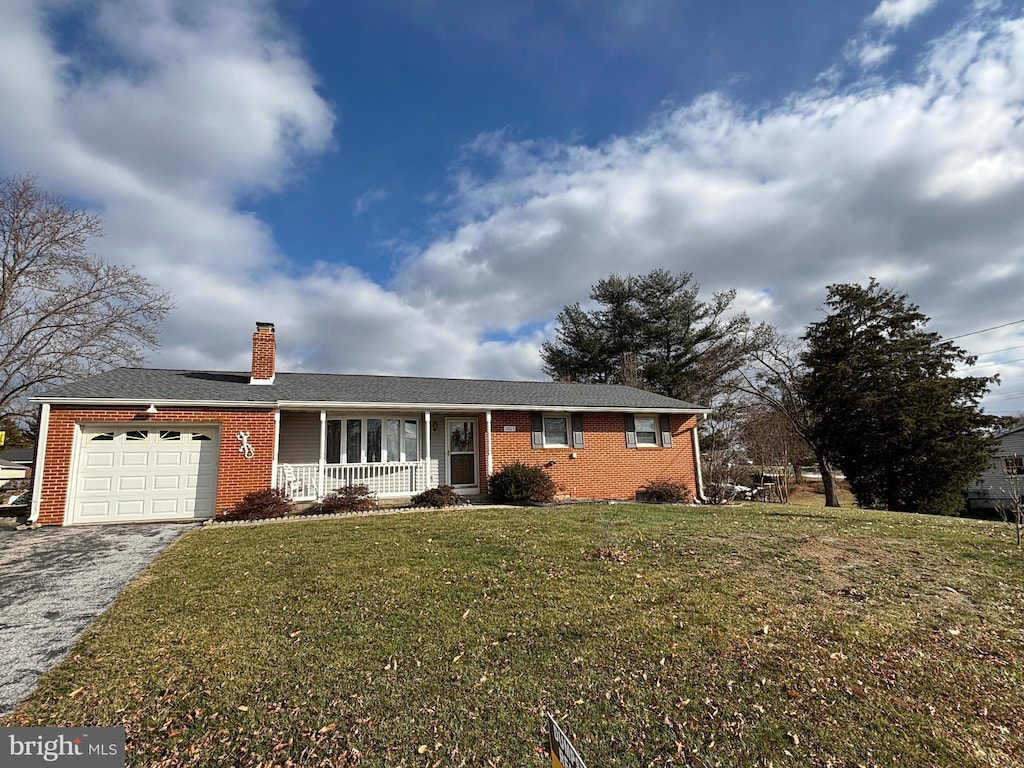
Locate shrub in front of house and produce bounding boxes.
[488,461,557,504]
[639,480,692,504]
[221,488,293,521]
[301,485,376,516]
[410,485,463,508]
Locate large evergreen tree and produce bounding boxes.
[800,280,1000,515]
[541,269,764,404]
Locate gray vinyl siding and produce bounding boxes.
[968,427,1024,509]
[278,411,321,463]
[431,419,447,486]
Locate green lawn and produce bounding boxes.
[6,503,1024,767]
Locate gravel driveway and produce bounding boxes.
[0,523,194,716]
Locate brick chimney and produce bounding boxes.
[250,322,276,385]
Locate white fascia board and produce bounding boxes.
[31,396,711,415]
[30,397,279,409]
[278,403,712,415]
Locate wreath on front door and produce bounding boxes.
[451,426,473,451]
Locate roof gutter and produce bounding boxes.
[31,396,711,416]
[275,401,712,415]
[30,397,279,409]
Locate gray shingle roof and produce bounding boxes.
[35,368,708,412]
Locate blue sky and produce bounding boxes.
[2,0,1024,413]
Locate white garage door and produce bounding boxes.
[72,426,219,524]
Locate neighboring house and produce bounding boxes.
[28,323,709,526]
[966,423,1024,514]
[0,458,29,482]
[0,447,34,471]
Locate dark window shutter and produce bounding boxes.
[531,413,544,449]
[660,415,673,447]
[624,414,637,448]
[571,414,585,448]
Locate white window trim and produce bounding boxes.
[634,415,660,447]
[541,413,571,448]
[333,414,421,464]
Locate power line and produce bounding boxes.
[971,343,1024,358]
[944,318,1024,341]
[993,390,1024,400]
[958,356,1024,371]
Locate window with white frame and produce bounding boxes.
[625,414,672,448]
[532,412,584,449]
[1005,455,1024,476]
[329,417,420,463]
[543,415,570,447]
[634,416,659,446]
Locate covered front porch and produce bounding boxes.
[276,460,438,501]
[273,409,490,501]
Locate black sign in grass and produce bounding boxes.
[548,715,587,768]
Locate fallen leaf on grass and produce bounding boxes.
[68,687,85,699]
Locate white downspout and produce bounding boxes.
[692,415,707,503]
[485,410,493,480]
[271,409,281,489]
[318,410,327,500]
[28,403,49,524]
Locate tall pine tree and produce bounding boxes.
[800,280,1000,515]
[541,269,764,404]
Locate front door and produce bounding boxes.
[447,418,477,489]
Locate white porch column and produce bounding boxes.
[271,409,281,488]
[485,410,493,478]
[424,411,431,485]
[318,410,327,500]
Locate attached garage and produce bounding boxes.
[70,425,219,524]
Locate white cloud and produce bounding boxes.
[1,0,1023,415]
[0,0,338,370]
[853,41,898,68]
[394,7,1024,405]
[355,188,389,215]
[869,0,940,30]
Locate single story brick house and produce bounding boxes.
[28,323,710,526]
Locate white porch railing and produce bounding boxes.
[278,460,438,501]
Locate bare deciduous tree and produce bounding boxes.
[700,394,753,505]
[0,174,173,423]
[734,329,842,507]
[738,403,801,503]
[995,454,1024,548]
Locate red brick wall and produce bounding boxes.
[486,411,699,500]
[251,326,276,381]
[37,406,275,525]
